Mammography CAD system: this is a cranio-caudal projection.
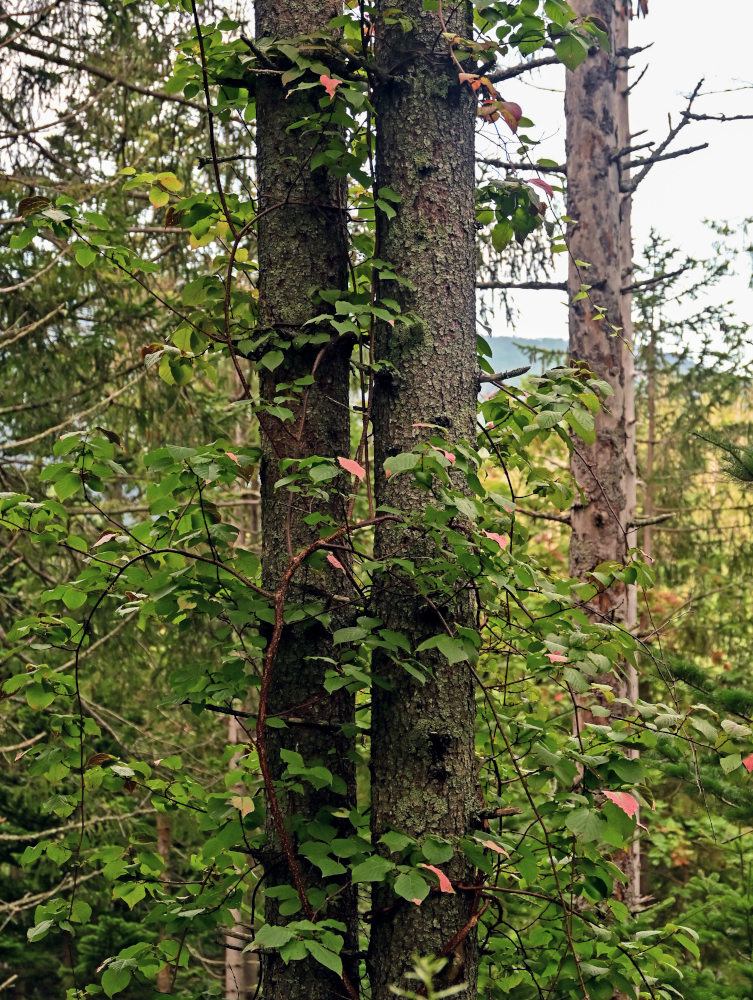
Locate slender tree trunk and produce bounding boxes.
[254,3,357,997]
[616,3,638,645]
[566,0,638,912]
[225,717,258,1000]
[156,812,172,993]
[368,3,479,997]
[616,1,641,908]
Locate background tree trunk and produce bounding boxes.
[156,812,172,994]
[368,3,479,997]
[254,2,357,997]
[565,0,639,910]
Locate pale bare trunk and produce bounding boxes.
[566,0,638,916]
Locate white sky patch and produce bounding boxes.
[483,0,753,347]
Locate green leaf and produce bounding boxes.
[54,472,82,500]
[253,924,296,949]
[75,243,97,268]
[380,830,414,854]
[27,919,53,942]
[61,587,87,610]
[260,350,284,371]
[332,627,367,644]
[566,807,606,842]
[149,186,170,207]
[383,453,420,477]
[421,836,453,865]
[566,406,595,445]
[416,634,469,665]
[303,940,343,976]
[394,869,429,903]
[102,965,132,998]
[491,221,513,252]
[26,684,55,711]
[70,899,92,924]
[555,33,590,71]
[350,855,394,883]
[721,753,742,774]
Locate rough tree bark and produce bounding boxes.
[254,2,357,997]
[368,2,480,997]
[565,0,639,911]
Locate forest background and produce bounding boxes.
[1,2,753,1000]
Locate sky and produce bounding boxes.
[486,0,753,345]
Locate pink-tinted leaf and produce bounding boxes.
[326,553,345,572]
[603,790,640,819]
[338,456,366,482]
[530,178,554,200]
[319,75,342,99]
[477,100,500,123]
[743,753,753,773]
[546,652,568,664]
[482,529,508,549]
[458,72,478,86]
[499,101,523,132]
[479,839,509,857]
[93,532,117,548]
[412,897,422,906]
[225,451,238,463]
[431,446,456,465]
[419,863,454,893]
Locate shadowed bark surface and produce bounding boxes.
[368,2,480,997]
[255,2,357,997]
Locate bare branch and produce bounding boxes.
[478,156,566,175]
[681,110,753,123]
[623,80,705,193]
[477,280,567,291]
[0,369,147,454]
[487,54,559,83]
[622,141,708,174]
[621,264,692,294]
[0,809,153,843]
[7,41,205,112]
[480,365,531,384]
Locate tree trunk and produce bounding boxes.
[368,3,479,997]
[156,812,172,993]
[566,0,638,911]
[616,2,641,907]
[225,717,259,1000]
[254,3,358,997]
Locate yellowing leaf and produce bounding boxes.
[149,187,169,208]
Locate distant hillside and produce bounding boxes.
[485,336,567,378]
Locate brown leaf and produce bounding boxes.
[86,753,116,769]
[18,195,51,217]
